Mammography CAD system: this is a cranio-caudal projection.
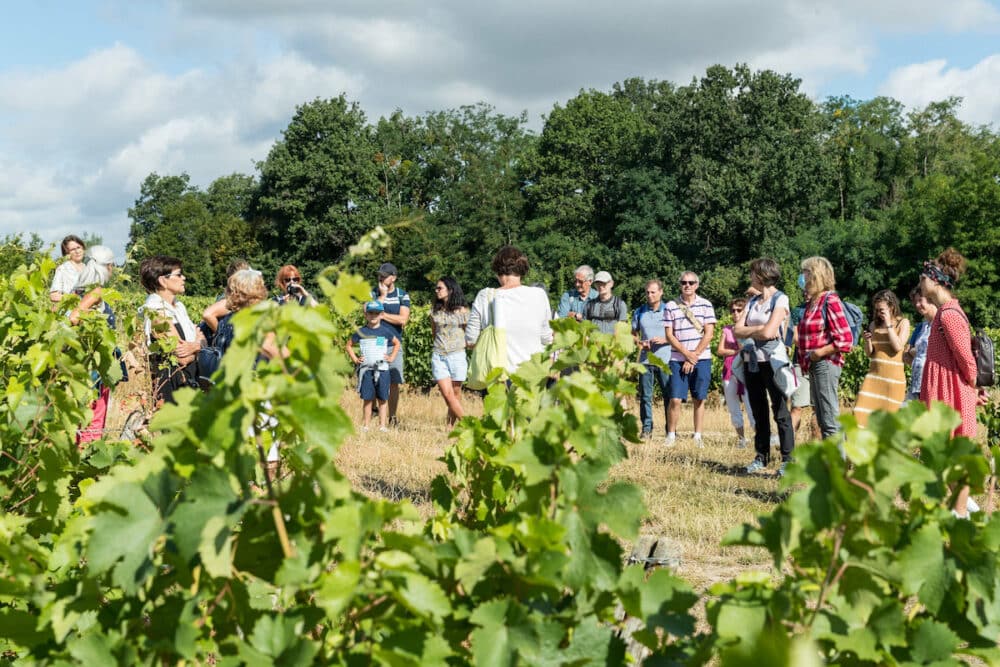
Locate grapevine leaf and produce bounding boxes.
[67,632,117,665]
[909,618,960,664]
[470,600,514,667]
[171,466,244,578]
[86,481,165,594]
[389,571,451,622]
[898,523,950,613]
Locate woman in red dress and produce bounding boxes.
[919,247,986,517]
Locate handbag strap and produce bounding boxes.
[677,301,704,334]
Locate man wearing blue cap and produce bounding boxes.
[372,262,410,426]
[347,300,400,432]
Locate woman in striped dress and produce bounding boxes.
[854,290,910,427]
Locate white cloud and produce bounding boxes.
[879,55,1000,128]
[0,44,363,254]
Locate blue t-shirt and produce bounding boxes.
[632,302,670,364]
[371,286,411,338]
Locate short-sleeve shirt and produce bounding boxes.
[744,291,790,362]
[584,295,628,335]
[50,261,82,296]
[372,287,410,339]
[632,302,670,364]
[557,288,597,318]
[431,308,469,355]
[351,324,400,364]
[663,296,717,361]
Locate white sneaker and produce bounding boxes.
[736,437,748,449]
[664,433,676,448]
[693,433,704,448]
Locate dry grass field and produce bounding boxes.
[333,387,798,591]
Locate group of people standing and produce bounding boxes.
[52,237,986,503]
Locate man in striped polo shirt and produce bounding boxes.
[663,271,717,447]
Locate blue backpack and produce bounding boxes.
[821,292,864,348]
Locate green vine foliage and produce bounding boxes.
[721,403,1000,665]
[4,250,1000,665]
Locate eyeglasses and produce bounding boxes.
[680,280,698,286]
[730,309,741,314]
[288,277,301,283]
[168,271,183,278]
[434,286,446,291]
[66,246,84,253]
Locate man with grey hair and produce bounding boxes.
[663,270,716,447]
[556,264,597,320]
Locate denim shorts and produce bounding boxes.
[431,350,468,382]
[668,358,712,401]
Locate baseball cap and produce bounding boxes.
[378,262,398,276]
[593,271,613,284]
[364,300,384,312]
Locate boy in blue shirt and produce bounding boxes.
[347,301,401,431]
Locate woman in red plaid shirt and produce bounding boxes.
[796,257,854,439]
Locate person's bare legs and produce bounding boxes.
[437,379,464,426]
[692,398,705,434]
[362,400,373,428]
[389,383,400,422]
[377,399,389,429]
[667,398,682,434]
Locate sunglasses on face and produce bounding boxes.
[288,277,301,283]
[168,271,183,278]
[680,280,697,286]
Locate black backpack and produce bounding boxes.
[939,307,996,388]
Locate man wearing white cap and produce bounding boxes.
[583,271,628,335]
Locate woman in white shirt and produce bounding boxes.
[49,235,88,303]
[733,258,794,477]
[466,246,553,376]
[140,255,205,405]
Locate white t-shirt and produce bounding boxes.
[744,291,789,361]
[466,285,554,374]
[142,293,198,344]
[50,261,83,296]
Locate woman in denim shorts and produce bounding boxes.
[430,277,469,426]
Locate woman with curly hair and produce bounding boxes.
[853,290,910,426]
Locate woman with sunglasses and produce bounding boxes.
[430,276,469,426]
[140,256,206,405]
[49,235,88,303]
[274,265,317,306]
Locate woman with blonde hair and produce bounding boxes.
[795,256,854,439]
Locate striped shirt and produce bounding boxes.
[663,296,716,361]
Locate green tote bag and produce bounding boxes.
[467,290,508,390]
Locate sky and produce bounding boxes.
[1,0,999,259]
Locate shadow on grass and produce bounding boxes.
[733,486,787,504]
[358,474,431,504]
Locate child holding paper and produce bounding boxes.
[347,301,401,431]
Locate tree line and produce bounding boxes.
[125,63,1000,324]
